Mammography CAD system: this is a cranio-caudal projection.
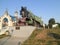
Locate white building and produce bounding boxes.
[0,10,18,29]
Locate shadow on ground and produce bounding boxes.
[48,33,60,39]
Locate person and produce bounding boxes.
[10,29,14,36]
[43,24,45,29]
[18,41,21,45]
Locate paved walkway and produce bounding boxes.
[0,26,36,45]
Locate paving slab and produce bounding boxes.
[0,26,36,45]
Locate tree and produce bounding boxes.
[56,23,60,28]
[48,18,55,28]
[58,23,60,28]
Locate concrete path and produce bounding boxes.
[0,26,36,45]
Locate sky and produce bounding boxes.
[0,0,60,24]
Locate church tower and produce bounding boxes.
[4,9,8,15]
[14,11,18,23]
[14,11,18,17]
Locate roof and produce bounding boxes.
[29,11,43,25]
[10,15,16,21]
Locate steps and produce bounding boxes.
[0,26,36,45]
[12,26,36,38]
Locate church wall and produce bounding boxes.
[0,14,13,29]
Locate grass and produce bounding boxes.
[22,28,60,45]
[0,34,9,39]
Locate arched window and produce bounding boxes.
[2,18,8,28]
[3,18,8,22]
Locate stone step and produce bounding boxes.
[12,26,36,37]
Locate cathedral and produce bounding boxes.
[0,10,18,29]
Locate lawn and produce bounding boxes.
[22,28,60,45]
[0,34,9,39]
